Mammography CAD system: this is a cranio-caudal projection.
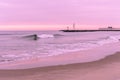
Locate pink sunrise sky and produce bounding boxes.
[0,0,120,30]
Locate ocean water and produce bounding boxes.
[0,31,120,63]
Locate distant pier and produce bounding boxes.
[61,26,120,32]
[61,29,120,32]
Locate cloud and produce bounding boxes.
[0,0,120,25]
[0,1,16,8]
[0,2,10,8]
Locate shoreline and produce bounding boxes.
[0,51,120,80]
[0,42,120,70]
[0,43,120,80]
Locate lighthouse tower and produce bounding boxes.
[73,23,76,30]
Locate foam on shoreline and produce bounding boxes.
[0,52,120,80]
[0,42,120,70]
[1,33,120,64]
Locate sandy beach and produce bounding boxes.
[0,51,120,80]
[0,42,119,80]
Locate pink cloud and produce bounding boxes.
[0,0,120,27]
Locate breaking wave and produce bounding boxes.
[97,35,120,45]
[38,34,64,38]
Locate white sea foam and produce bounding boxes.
[38,34,54,38]
[1,31,120,63]
[35,34,120,57]
[2,55,19,58]
[97,35,120,45]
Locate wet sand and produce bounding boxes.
[0,52,120,80]
[0,42,120,80]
